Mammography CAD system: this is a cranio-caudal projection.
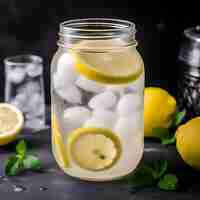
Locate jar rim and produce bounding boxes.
[4,55,43,66]
[59,18,136,39]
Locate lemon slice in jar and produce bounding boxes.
[52,114,68,168]
[0,103,24,146]
[67,127,122,171]
[71,39,144,84]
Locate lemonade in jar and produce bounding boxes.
[51,19,144,181]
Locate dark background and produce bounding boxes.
[0,0,199,104]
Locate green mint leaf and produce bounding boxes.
[128,165,156,187]
[161,135,176,145]
[152,127,175,145]
[23,155,41,170]
[158,174,178,191]
[172,110,186,127]
[16,140,26,157]
[152,160,168,179]
[152,127,170,140]
[4,155,23,176]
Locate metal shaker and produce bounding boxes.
[178,26,200,118]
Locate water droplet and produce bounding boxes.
[13,185,26,192]
[39,186,48,191]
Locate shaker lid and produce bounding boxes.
[184,26,200,43]
[179,26,200,68]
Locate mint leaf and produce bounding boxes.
[16,140,26,158]
[152,127,170,139]
[153,160,168,179]
[4,155,23,176]
[152,127,175,145]
[158,174,178,191]
[128,165,156,187]
[23,155,41,170]
[161,135,176,145]
[172,110,186,127]
[4,140,42,176]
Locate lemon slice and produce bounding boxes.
[0,103,24,146]
[68,127,122,171]
[52,114,68,168]
[71,40,143,84]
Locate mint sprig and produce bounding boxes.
[151,110,186,145]
[172,110,186,127]
[152,127,176,145]
[158,174,178,191]
[4,140,41,176]
[127,160,179,191]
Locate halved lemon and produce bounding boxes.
[51,114,68,168]
[71,40,144,84]
[67,127,122,171]
[0,103,24,146]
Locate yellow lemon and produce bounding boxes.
[0,103,24,146]
[144,87,176,137]
[176,117,200,170]
[51,114,68,168]
[67,127,122,171]
[71,39,143,84]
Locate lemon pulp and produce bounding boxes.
[67,127,122,171]
[0,103,24,146]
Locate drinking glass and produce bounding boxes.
[4,55,46,131]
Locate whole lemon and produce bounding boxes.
[176,117,200,170]
[144,87,176,137]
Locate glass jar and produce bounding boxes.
[51,18,144,181]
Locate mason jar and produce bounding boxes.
[51,18,144,181]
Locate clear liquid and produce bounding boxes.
[51,44,144,181]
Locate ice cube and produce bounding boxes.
[53,53,78,100]
[11,93,28,112]
[26,64,43,77]
[25,117,45,130]
[64,106,91,129]
[56,53,78,83]
[76,76,105,93]
[128,73,144,93]
[84,118,111,130]
[114,114,142,145]
[84,109,116,130]
[17,81,41,97]
[106,85,125,96]
[7,67,26,84]
[26,93,45,118]
[55,82,82,104]
[117,93,142,117]
[88,91,117,110]
[93,109,116,127]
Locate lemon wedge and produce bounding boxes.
[0,103,24,146]
[67,127,122,171]
[71,40,143,84]
[52,114,68,168]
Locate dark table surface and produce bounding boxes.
[0,128,200,200]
